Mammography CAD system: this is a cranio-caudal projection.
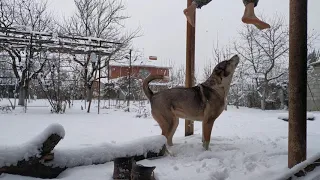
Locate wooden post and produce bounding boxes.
[112,157,133,179]
[127,49,132,112]
[288,0,308,168]
[98,55,101,114]
[185,0,195,136]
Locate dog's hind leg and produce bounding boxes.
[167,116,179,146]
[152,111,170,141]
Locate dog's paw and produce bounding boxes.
[165,148,176,157]
[202,141,210,151]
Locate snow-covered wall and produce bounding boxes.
[0,123,166,169]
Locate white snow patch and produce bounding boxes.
[0,123,65,167]
[1,101,320,180]
[208,167,229,180]
[47,135,166,168]
[277,112,315,121]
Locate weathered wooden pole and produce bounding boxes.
[288,0,308,168]
[185,0,195,136]
[127,49,132,112]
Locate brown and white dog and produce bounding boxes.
[142,55,239,150]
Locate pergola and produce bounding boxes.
[0,26,123,114]
[0,27,121,56]
[184,0,316,177]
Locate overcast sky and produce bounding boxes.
[47,0,320,80]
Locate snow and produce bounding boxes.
[47,135,166,168]
[1,99,320,180]
[303,166,320,180]
[110,57,171,69]
[309,60,320,66]
[0,123,65,167]
[278,112,315,121]
[272,152,320,180]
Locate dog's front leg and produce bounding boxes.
[202,120,214,150]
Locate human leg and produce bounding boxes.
[183,0,212,27]
[241,0,271,30]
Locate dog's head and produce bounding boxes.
[213,55,239,78]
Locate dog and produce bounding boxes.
[142,55,239,150]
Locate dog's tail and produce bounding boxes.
[143,75,167,100]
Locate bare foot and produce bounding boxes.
[242,15,271,30]
[183,7,195,27]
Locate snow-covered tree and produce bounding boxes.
[168,61,186,88]
[234,16,289,110]
[203,41,232,81]
[57,0,140,112]
[0,0,53,106]
[35,54,82,113]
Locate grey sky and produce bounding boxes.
[47,0,320,81]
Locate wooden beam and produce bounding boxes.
[288,0,308,168]
[0,36,112,49]
[0,27,121,45]
[0,26,119,57]
[185,0,195,136]
[287,157,320,179]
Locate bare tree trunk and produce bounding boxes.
[280,89,285,109]
[261,81,268,110]
[86,86,94,113]
[236,86,239,109]
[18,87,26,106]
[261,87,267,110]
[87,66,98,113]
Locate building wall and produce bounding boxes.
[88,65,171,100]
[307,65,320,111]
[109,66,170,81]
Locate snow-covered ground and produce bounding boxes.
[1,99,320,180]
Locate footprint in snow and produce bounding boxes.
[173,166,179,171]
[267,151,287,157]
[80,144,92,147]
[196,168,201,173]
[244,161,257,172]
[208,168,229,180]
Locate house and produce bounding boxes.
[106,58,172,100]
[109,62,170,81]
[110,58,171,82]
